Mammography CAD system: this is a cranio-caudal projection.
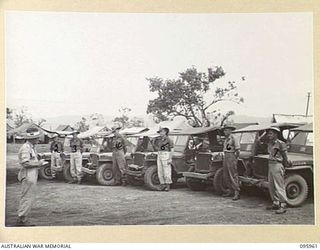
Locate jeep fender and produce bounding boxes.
[286,165,313,173]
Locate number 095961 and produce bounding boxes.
[300,244,318,248]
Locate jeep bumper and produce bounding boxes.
[238,176,269,189]
[125,164,144,177]
[183,172,210,180]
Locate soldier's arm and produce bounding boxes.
[79,139,84,153]
[233,135,240,158]
[280,143,290,167]
[61,142,64,153]
[50,142,54,153]
[169,139,174,162]
[20,148,42,168]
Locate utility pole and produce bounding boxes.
[305,92,311,117]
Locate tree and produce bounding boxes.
[89,113,105,127]
[36,118,46,126]
[74,117,89,132]
[113,107,132,128]
[13,106,33,127]
[147,66,244,127]
[129,117,144,127]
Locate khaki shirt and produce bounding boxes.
[268,139,287,162]
[50,141,64,153]
[70,138,83,153]
[112,134,128,152]
[154,136,174,152]
[18,142,39,183]
[223,134,240,153]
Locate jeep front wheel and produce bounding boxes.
[213,167,229,195]
[96,163,115,186]
[185,177,206,191]
[39,164,54,180]
[144,165,161,191]
[285,174,308,207]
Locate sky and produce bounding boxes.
[5,11,313,120]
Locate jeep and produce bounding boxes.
[214,122,312,207]
[126,127,223,191]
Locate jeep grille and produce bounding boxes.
[195,153,212,172]
[252,157,269,179]
[133,153,145,166]
[90,154,99,167]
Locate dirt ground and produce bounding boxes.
[5,145,315,226]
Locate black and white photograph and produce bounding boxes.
[5,11,314,227]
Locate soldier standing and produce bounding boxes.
[69,131,83,184]
[154,127,174,192]
[112,126,129,186]
[16,128,48,226]
[50,134,64,179]
[265,127,290,214]
[222,124,241,201]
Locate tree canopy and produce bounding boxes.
[147,66,244,127]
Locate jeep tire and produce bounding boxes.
[213,167,229,195]
[185,177,207,191]
[39,163,54,180]
[96,163,115,186]
[285,174,308,207]
[144,165,161,191]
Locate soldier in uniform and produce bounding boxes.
[222,124,241,201]
[69,131,83,184]
[154,127,174,192]
[50,134,64,179]
[112,126,129,186]
[265,127,290,214]
[16,128,48,226]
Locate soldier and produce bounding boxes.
[16,128,48,226]
[111,126,129,186]
[69,131,83,184]
[222,124,241,201]
[50,134,64,179]
[265,127,290,214]
[154,127,174,192]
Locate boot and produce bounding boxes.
[16,217,35,227]
[122,180,127,186]
[68,179,77,184]
[158,184,165,191]
[275,203,287,214]
[266,203,280,210]
[113,180,122,186]
[232,191,240,201]
[164,184,170,192]
[77,179,82,185]
[222,190,233,197]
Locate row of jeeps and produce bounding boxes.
[37,122,314,207]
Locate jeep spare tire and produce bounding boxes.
[144,165,161,191]
[39,164,54,180]
[63,162,74,183]
[185,177,207,191]
[285,174,308,207]
[213,167,229,195]
[96,163,115,186]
